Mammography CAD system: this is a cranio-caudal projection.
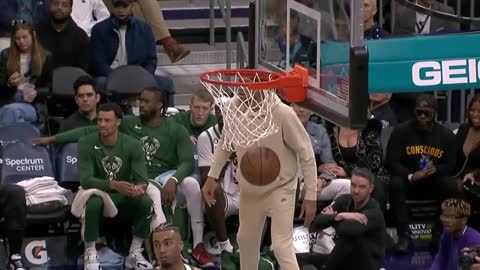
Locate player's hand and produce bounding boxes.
[202,177,219,207]
[110,181,135,197]
[335,212,368,224]
[299,199,316,227]
[162,178,177,206]
[190,136,197,145]
[33,136,56,146]
[132,184,147,197]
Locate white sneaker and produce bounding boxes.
[84,248,102,270]
[125,248,153,270]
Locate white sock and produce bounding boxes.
[85,241,96,252]
[220,239,233,253]
[192,221,204,247]
[130,236,144,253]
[146,184,167,230]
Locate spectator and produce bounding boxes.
[71,0,110,36]
[310,168,386,270]
[387,94,458,253]
[102,0,190,63]
[197,104,239,255]
[0,20,54,125]
[363,0,389,39]
[430,199,480,270]
[36,0,90,71]
[369,93,397,128]
[277,17,307,69]
[0,0,50,37]
[454,94,480,181]
[324,119,389,212]
[171,89,217,142]
[59,75,99,132]
[291,103,334,165]
[393,0,459,35]
[152,224,200,270]
[90,0,174,106]
[77,103,153,270]
[0,184,27,270]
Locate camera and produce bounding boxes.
[458,245,480,270]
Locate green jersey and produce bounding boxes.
[57,115,194,182]
[171,111,217,137]
[78,132,148,192]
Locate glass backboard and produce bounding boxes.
[255,0,369,129]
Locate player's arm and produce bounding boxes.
[197,131,214,185]
[207,135,233,181]
[79,139,112,192]
[172,125,195,184]
[130,140,149,185]
[34,126,98,145]
[283,108,317,200]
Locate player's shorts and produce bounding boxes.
[223,192,240,217]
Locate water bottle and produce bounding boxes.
[419,155,430,170]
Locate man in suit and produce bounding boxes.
[393,0,459,35]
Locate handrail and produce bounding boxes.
[209,0,232,69]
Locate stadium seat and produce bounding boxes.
[0,122,41,144]
[380,126,394,161]
[1,142,66,225]
[55,143,80,191]
[52,67,90,98]
[105,65,158,98]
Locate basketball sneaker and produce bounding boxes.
[125,248,153,270]
[9,254,26,270]
[84,248,102,270]
[191,244,215,268]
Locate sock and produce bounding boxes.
[130,236,144,253]
[160,36,174,46]
[192,221,204,248]
[85,241,96,252]
[220,239,233,253]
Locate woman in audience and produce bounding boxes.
[0,20,53,125]
[454,94,480,230]
[323,119,389,211]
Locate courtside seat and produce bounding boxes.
[1,141,66,225]
[0,122,41,144]
[55,143,80,192]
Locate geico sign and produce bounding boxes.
[412,59,480,86]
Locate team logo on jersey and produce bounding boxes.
[140,136,160,162]
[101,156,122,181]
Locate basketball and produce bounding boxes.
[240,147,281,186]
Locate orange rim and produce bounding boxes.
[200,65,308,91]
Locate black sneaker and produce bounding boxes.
[9,254,27,270]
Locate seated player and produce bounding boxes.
[430,199,480,270]
[197,104,239,254]
[77,103,153,270]
[152,224,200,270]
[34,89,203,266]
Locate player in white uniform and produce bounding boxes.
[197,105,239,253]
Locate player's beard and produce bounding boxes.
[139,110,156,122]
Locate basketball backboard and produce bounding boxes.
[255,0,369,129]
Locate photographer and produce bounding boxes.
[430,199,480,270]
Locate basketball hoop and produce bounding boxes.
[200,65,308,151]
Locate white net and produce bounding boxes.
[201,71,279,151]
